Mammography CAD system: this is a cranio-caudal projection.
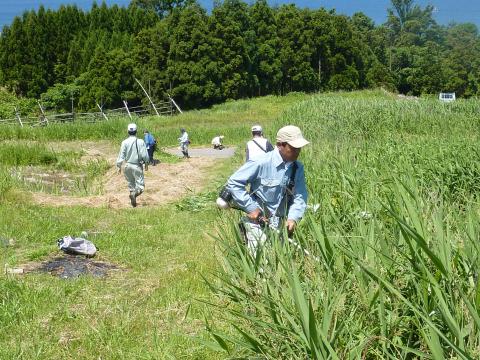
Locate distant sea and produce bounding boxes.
[1,0,479,29]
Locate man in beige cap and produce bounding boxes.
[224,125,309,255]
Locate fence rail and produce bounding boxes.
[0,99,179,127]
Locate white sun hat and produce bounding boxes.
[276,125,309,148]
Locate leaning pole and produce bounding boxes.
[134,78,160,117]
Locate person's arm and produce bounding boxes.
[227,160,261,214]
[116,141,126,169]
[287,164,308,223]
[140,140,150,164]
[245,143,250,162]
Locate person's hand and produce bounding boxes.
[248,208,267,224]
[286,219,296,236]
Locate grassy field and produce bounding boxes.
[0,93,302,359]
[209,90,480,359]
[2,90,480,359]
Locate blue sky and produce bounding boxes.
[1,0,479,28]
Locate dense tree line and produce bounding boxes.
[0,0,478,113]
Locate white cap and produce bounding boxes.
[276,125,309,148]
[128,123,137,132]
[251,125,262,132]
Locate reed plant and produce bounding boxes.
[206,91,480,358]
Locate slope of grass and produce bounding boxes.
[207,91,480,358]
[0,92,301,359]
[4,89,479,358]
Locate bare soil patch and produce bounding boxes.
[38,255,121,279]
[30,142,234,208]
[10,254,122,279]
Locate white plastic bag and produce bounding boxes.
[58,235,97,257]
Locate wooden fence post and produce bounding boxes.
[96,102,109,121]
[167,94,183,114]
[37,100,49,125]
[14,107,23,127]
[123,100,132,120]
[135,78,160,117]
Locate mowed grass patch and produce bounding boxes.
[0,200,221,359]
[0,142,112,196]
[0,99,246,359]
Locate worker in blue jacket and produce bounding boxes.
[226,125,309,255]
[143,129,156,165]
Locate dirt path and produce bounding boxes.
[164,146,236,159]
[31,143,235,209]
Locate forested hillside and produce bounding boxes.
[0,0,478,114]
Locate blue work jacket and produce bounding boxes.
[144,133,155,149]
[227,148,308,223]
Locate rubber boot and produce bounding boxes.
[129,191,137,207]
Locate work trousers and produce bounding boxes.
[124,163,145,194]
[147,147,154,163]
[239,216,283,257]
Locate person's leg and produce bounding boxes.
[133,166,145,198]
[181,144,190,158]
[147,147,154,164]
[124,164,137,207]
[239,217,267,258]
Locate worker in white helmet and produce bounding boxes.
[178,128,190,158]
[116,123,150,207]
[245,125,274,162]
[211,135,225,150]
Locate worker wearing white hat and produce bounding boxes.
[225,125,310,256]
[178,128,190,158]
[116,123,150,207]
[245,124,274,162]
[211,135,225,150]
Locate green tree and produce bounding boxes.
[132,21,171,105]
[441,23,480,97]
[209,0,252,100]
[249,0,282,96]
[40,83,81,112]
[131,0,193,18]
[78,48,137,110]
[167,3,221,108]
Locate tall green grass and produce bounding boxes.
[207,92,480,358]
